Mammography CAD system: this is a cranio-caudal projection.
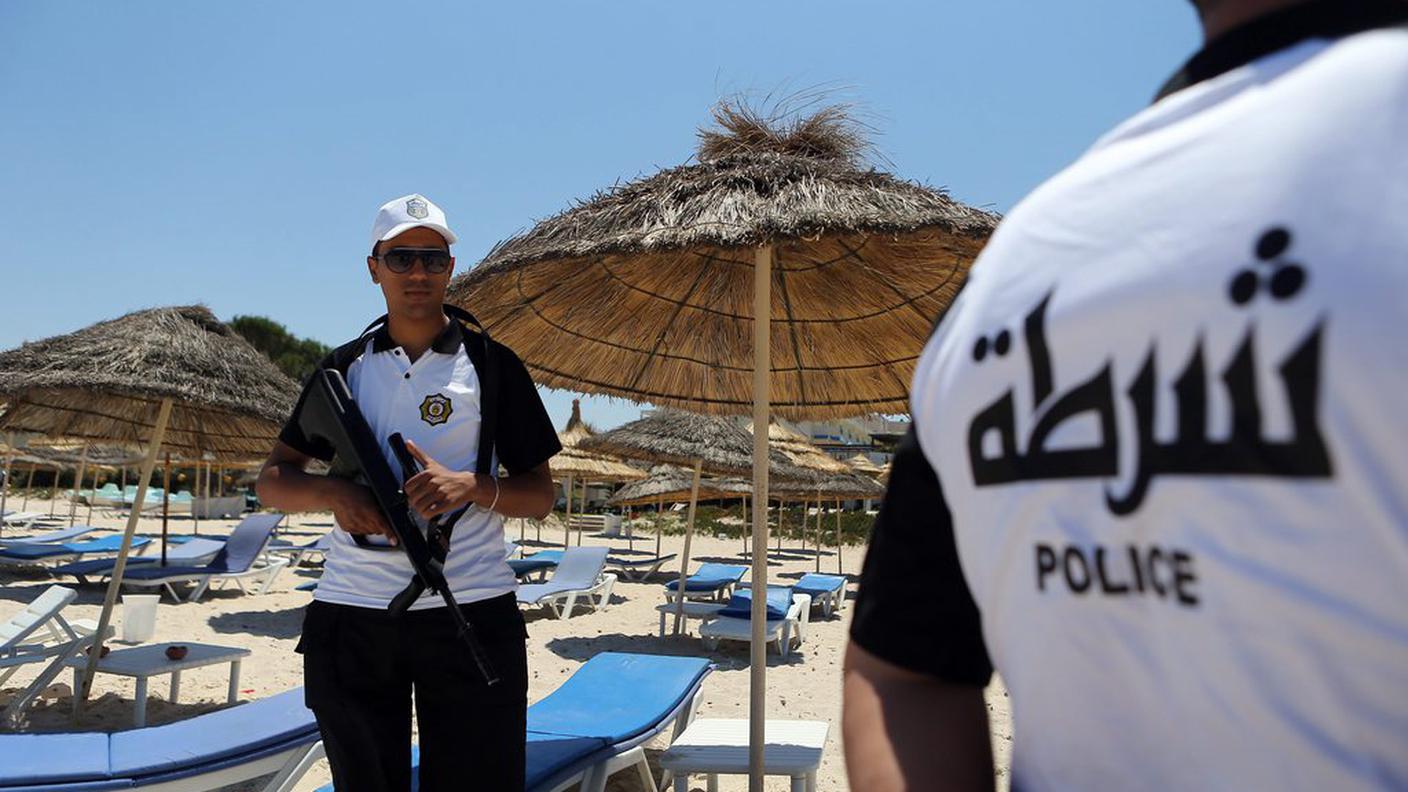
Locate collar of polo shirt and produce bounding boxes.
[371,315,464,356]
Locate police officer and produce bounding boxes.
[258,194,560,791]
[844,1,1408,789]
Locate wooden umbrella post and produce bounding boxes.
[83,465,97,526]
[741,494,749,557]
[836,498,843,575]
[48,464,60,517]
[655,494,663,559]
[815,491,823,573]
[67,443,89,527]
[21,463,37,511]
[76,398,173,721]
[160,454,171,566]
[563,474,574,549]
[0,432,14,521]
[575,479,585,546]
[672,459,703,632]
[748,243,772,792]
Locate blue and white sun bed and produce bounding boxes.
[0,536,151,568]
[50,538,226,585]
[0,687,321,792]
[663,562,748,601]
[508,549,562,580]
[0,526,96,547]
[790,573,849,618]
[118,513,284,602]
[517,547,614,619]
[310,651,714,792]
[698,586,811,658]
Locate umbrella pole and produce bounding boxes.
[49,464,60,517]
[748,243,772,792]
[836,498,843,575]
[563,474,574,549]
[742,495,749,557]
[655,495,663,559]
[815,493,823,573]
[672,459,703,633]
[161,454,171,566]
[0,433,13,525]
[75,398,173,722]
[22,463,38,511]
[576,480,584,546]
[67,443,89,527]
[83,465,96,526]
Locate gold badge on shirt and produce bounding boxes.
[419,393,453,426]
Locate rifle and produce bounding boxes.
[296,367,498,685]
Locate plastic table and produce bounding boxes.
[659,718,829,792]
[68,642,250,726]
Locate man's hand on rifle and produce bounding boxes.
[331,480,398,544]
[403,439,486,520]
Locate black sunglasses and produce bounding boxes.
[377,247,452,274]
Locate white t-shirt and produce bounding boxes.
[909,22,1408,791]
[280,317,560,611]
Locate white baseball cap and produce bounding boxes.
[369,193,458,249]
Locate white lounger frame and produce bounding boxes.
[699,594,812,658]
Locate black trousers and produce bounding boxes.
[297,594,528,792]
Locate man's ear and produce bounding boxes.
[367,256,380,284]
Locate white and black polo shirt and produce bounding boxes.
[852,2,1408,788]
[279,316,560,611]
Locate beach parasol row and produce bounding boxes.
[0,305,299,719]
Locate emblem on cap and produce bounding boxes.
[406,198,429,220]
[419,393,453,426]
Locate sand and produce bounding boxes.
[0,500,1012,790]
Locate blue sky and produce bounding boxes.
[0,1,1200,431]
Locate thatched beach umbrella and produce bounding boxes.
[550,400,644,547]
[847,452,884,477]
[0,305,299,717]
[578,410,802,631]
[777,470,884,573]
[450,102,996,786]
[608,464,755,557]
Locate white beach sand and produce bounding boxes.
[0,501,1012,790]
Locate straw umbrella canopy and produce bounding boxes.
[0,305,299,718]
[450,102,996,787]
[607,464,752,558]
[775,469,884,573]
[846,452,884,477]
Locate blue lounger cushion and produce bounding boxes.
[0,689,317,791]
[53,539,227,579]
[0,732,111,786]
[718,586,794,621]
[793,573,846,598]
[507,557,557,578]
[0,536,150,561]
[663,563,747,592]
[527,652,711,745]
[108,689,316,779]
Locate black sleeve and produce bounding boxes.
[493,344,561,476]
[849,425,993,685]
[275,353,337,462]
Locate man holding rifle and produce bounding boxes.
[258,194,560,791]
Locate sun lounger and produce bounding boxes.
[517,546,615,619]
[698,587,811,658]
[663,563,748,601]
[508,549,562,581]
[0,687,322,791]
[0,586,103,728]
[118,513,286,602]
[267,533,332,568]
[0,525,96,547]
[308,651,713,792]
[0,535,151,568]
[50,538,226,585]
[1,511,55,530]
[607,552,678,581]
[791,573,848,618]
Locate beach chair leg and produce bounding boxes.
[673,773,689,792]
[189,579,212,602]
[635,754,656,792]
[708,774,720,792]
[658,610,667,638]
[560,593,578,619]
[261,741,326,792]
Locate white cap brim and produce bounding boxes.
[375,221,458,246]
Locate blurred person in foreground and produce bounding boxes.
[843,1,1408,789]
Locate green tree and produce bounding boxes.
[229,315,330,381]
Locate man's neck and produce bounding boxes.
[1197,0,1311,40]
[386,310,449,362]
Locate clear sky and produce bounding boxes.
[0,1,1201,432]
